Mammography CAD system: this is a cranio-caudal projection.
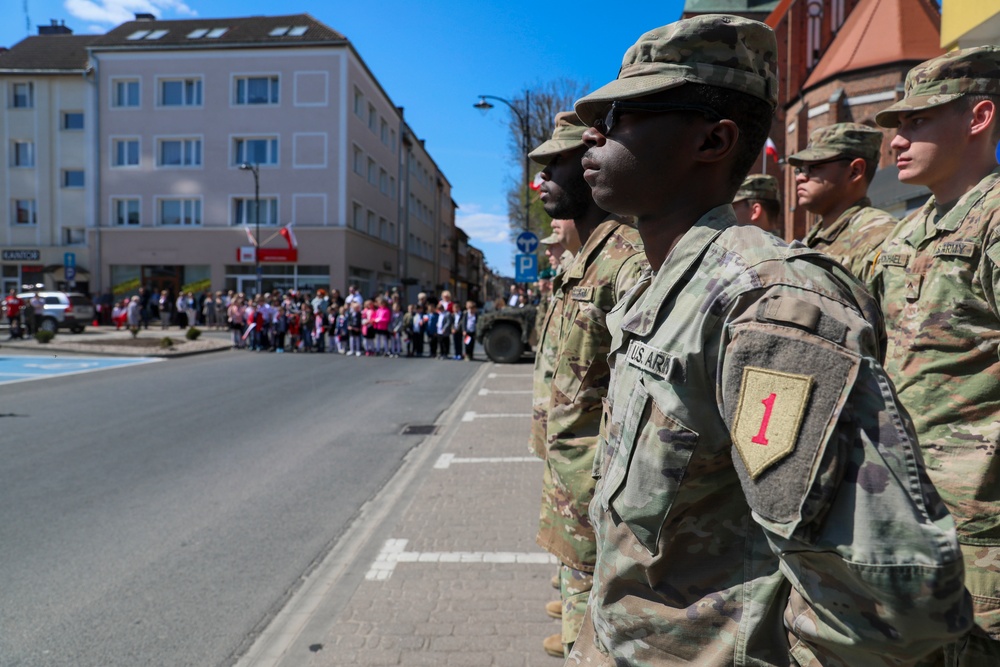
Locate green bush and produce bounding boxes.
[35,330,55,344]
[159,337,174,348]
[185,327,201,341]
[128,326,140,338]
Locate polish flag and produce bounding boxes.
[529,171,544,192]
[243,225,257,246]
[279,222,298,249]
[765,137,779,162]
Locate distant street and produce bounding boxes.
[0,350,479,667]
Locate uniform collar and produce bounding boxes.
[618,204,732,338]
[563,215,628,281]
[900,167,1000,248]
[804,197,871,246]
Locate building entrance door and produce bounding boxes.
[143,266,182,299]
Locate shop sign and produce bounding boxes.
[2,249,41,261]
[237,247,298,263]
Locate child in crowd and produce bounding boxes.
[361,300,376,356]
[334,305,348,353]
[273,307,288,353]
[347,302,363,356]
[389,302,404,358]
[373,297,391,356]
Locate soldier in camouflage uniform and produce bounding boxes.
[528,110,646,658]
[788,123,897,281]
[871,45,1000,666]
[566,14,970,666]
[732,173,782,235]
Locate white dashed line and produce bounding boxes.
[461,411,531,422]
[433,453,540,469]
[365,539,556,581]
[487,373,533,379]
[478,387,532,395]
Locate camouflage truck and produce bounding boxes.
[476,305,538,363]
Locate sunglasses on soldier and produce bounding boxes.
[592,100,722,136]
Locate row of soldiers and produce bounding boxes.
[526,12,1000,667]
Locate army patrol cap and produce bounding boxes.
[787,123,883,165]
[876,45,1000,128]
[733,174,780,203]
[528,111,587,165]
[540,232,560,244]
[574,14,778,126]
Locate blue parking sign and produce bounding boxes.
[515,253,538,283]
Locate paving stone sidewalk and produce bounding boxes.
[259,361,563,667]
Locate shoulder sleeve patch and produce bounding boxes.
[724,325,859,527]
[987,241,1000,269]
[732,367,813,480]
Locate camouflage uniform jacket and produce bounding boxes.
[801,197,896,282]
[869,167,1000,640]
[536,218,644,571]
[570,205,969,667]
[531,264,569,460]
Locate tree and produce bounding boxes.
[500,79,591,242]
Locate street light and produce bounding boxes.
[238,162,261,296]
[474,93,531,232]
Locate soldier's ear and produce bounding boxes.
[969,99,997,141]
[694,118,739,166]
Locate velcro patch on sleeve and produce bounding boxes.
[570,286,594,301]
[732,367,813,480]
[987,242,1000,269]
[626,340,683,382]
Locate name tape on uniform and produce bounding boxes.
[933,241,976,258]
[626,340,682,382]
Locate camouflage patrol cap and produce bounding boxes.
[875,45,1000,128]
[540,232,560,244]
[574,14,778,126]
[528,111,587,165]
[733,174,780,203]
[787,123,883,165]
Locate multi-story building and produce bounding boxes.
[1,13,462,303]
[0,21,98,294]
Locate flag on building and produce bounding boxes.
[279,222,298,249]
[765,137,779,162]
[243,226,257,246]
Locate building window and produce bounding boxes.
[112,79,140,108]
[11,82,33,108]
[367,210,376,236]
[158,138,202,167]
[234,76,279,105]
[233,197,278,226]
[62,170,85,188]
[62,112,84,130]
[380,118,388,145]
[389,176,396,200]
[13,199,37,225]
[234,137,278,166]
[353,146,364,175]
[352,202,363,230]
[354,87,364,118]
[113,198,140,226]
[368,103,377,132]
[63,227,86,245]
[12,141,34,167]
[368,158,377,186]
[390,130,396,152]
[160,78,202,106]
[379,169,389,196]
[379,217,389,242]
[159,198,202,226]
[112,139,140,167]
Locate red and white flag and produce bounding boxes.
[529,171,544,192]
[243,225,257,246]
[279,222,298,249]
[765,137,779,163]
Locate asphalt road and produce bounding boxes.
[0,350,479,667]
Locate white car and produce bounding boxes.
[17,291,95,334]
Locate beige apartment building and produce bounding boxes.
[1,13,458,303]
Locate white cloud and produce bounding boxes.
[456,204,512,244]
[64,0,197,27]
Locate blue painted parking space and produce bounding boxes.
[0,356,161,386]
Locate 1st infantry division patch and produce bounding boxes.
[732,366,814,480]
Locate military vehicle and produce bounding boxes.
[476,305,537,363]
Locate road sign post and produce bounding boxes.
[515,253,538,283]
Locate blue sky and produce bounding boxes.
[4,0,687,276]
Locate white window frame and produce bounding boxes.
[353,87,364,118]
[111,78,141,109]
[157,76,203,107]
[232,136,279,167]
[111,197,141,226]
[233,74,279,106]
[352,202,363,230]
[292,132,328,168]
[156,136,203,168]
[12,141,34,167]
[11,82,33,108]
[157,197,203,226]
[110,137,141,168]
[232,196,279,226]
[13,199,37,225]
[368,103,377,132]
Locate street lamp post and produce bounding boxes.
[474,93,531,233]
[239,162,261,296]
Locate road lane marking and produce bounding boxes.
[0,356,161,386]
[478,387,532,395]
[433,453,540,469]
[487,372,532,378]
[365,539,556,581]
[461,411,531,422]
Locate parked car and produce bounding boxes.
[17,291,95,334]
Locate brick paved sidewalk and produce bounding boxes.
[240,361,564,667]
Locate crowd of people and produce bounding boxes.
[110,285,481,359]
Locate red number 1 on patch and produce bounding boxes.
[751,393,777,445]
